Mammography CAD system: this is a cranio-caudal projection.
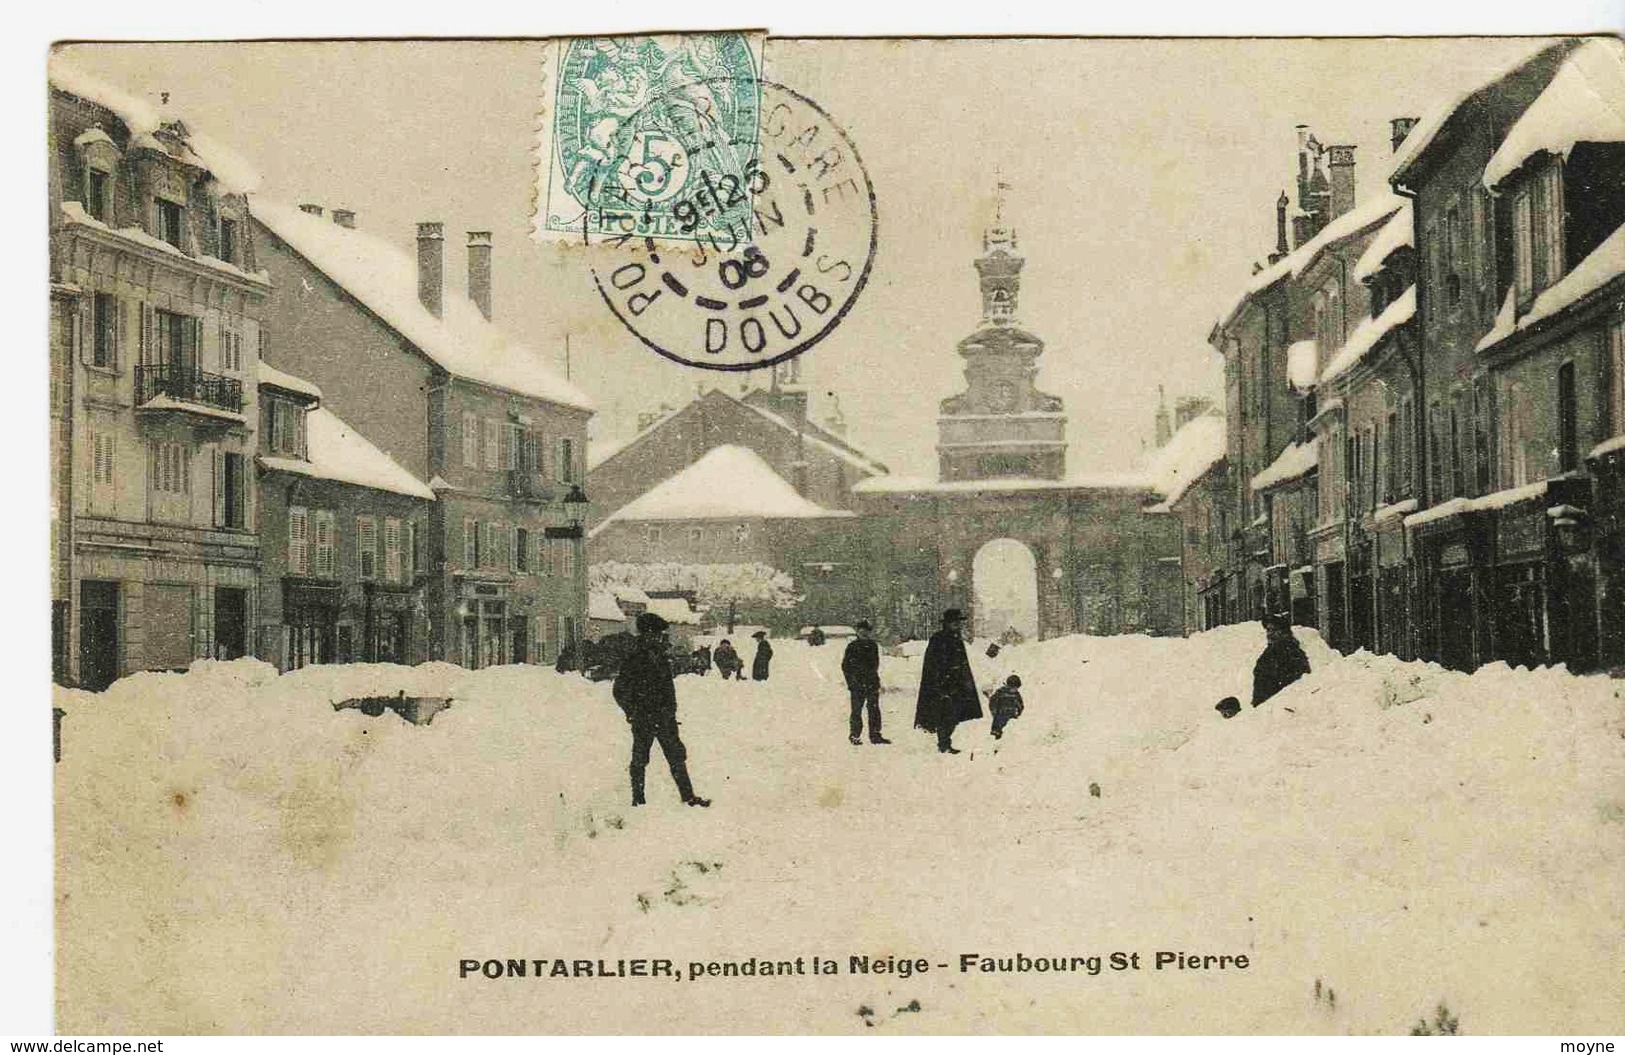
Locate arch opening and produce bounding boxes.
[972,538,1039,642]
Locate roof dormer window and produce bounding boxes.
[156,197,186,250]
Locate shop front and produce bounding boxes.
[1587,442,1625,669]
[283,580,340,671]
[1409,512,1489,673]
[1489,477,1596,671]
[1373,514,1411,660]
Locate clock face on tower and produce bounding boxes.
[990,380,1018,412]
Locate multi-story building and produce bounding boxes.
[1211,127,1400,629]
[1425,38,1625,671]
[50,63,270,689]
[255,362,437,669]
[251,201,595,668]
[1390,38,1600,671]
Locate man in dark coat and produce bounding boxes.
[751,631,774,681]
[612,612,710,808]
[914,608,982,754]
[841,620,889,745]
[1251,613,1311,707]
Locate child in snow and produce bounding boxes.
[989,675,1025,739]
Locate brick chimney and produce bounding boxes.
[466,231,492,321]
[416,222,444,319]
[1327,145,1356,220]
[298,203,324,217]
[1154,385,1172,448]
[1271,191,1290,263]
[331,208,356,229]
[1390,116,1420,153]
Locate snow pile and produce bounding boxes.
[253,200,593,412]
[54,629,1625,1034]
[1404,477,1563,529]
[1352,200,1414,284]
[588,590,627,623]
[257,361,323,402]
[1146,413,1225,507]
[1483,37,1625,190]
[50,59,261,195]
[645,597,700,626]
[260,407,436,501]
[1318,286,1417,385]
[1477,221,1625,353]
[1251,436,1319,492]
[1286,340,1319,392]
[597,445,851,524]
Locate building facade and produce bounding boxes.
[50,66,269,689]
[255,364,437,669]
[251,201,594,669]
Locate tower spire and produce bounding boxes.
[976,179,1024,325]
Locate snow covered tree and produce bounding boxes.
[588,561,801,610]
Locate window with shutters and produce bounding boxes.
[218,218,238,265]
[384,517,402,583]
[464,517,478,568]
[289,506,310,575]
[556,437,577,483]
[504,423,521,471]
[221,325,243,374]
[150,442,191,494]
[1512,164,1566,306]
[156,198,186,250]
[563,539,579,577]
[404,521,417,583]
[1558,361,1579,473]
[516,527,529,572]
[89,432,117,513]
[313,510,336,578]
[462,412,479,468]
[219,452,246,528]
[483,419,500,470]
[357,515,378,580]
[525,430,542,480]
[90,293,117,369]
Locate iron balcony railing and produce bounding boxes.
[135,364,243,414]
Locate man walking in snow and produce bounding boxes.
[751,630,774,682]
[1251,613,1311,707]
[914,608,982,754]
[613,612,710,808]
[841,620,889,745]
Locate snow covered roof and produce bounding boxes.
[854,472,1153,495]
[253,199,594,412]
[588,591,627,623]
[645,597,700,625]
[1477,222,1625,355]
[1318,286,1417,385]
[611,585,652,606]
[1287,340,1319,392]
[599,445,851,524]
[259,406,436,501]
[256,361,323,402]
[588,436,635,471]
[1353,200,1415,284]
[60,202,269,285]
[1404,478,1556,529]
[1216,194,1404,332]
[734,396,889,475]
[1147,413,1226,507]
[1251,436,1319,493]
[49,59,260,195]
[1483,38,1625,190]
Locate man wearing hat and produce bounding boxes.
[1251,612,1311,707]
[613,611,710,807]
[750,629,774,682]
[914,608,982,754]
[841,620,889,745]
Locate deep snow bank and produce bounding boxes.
[54,630,1625,1034]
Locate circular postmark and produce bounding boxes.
[588,80,878,372]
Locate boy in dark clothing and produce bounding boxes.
[713,639,743,680]
[1251,614,1311,706]
[841,620,888,745]
[989,675,1025,739]
[612,612,710,808]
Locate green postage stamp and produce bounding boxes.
[535,32,767,244]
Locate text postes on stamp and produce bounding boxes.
[589,80,879,372]
[538,32,765,245]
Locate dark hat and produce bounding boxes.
[635,612,670,635]
[1215,696,1242,718]
[942,608,966,624]
[855,619,873,632]
[1006,674,1022,688]
[752,630,768,639]
[719,638,731,646]
[1262,612,1290,631]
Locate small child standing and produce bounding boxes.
[989,675,1025,739]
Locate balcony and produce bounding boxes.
[135,364,243,416]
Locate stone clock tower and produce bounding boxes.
[936,186,1067,481]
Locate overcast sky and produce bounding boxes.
[58,36,1546,477]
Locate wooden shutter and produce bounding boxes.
[508,524,519,570]
[483,419,499,469]
[554,438,567,482]
[464,517,477,568]
[385,518,402,582]
[212,448,225,526]
[289,506,309,575]
[358,516,377,580]
[316,511,336,577]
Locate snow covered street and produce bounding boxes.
[54,629,1625,1034]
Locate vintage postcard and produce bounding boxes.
[45,33,1625,1035]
